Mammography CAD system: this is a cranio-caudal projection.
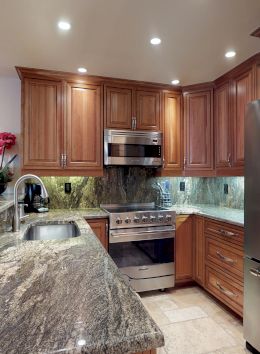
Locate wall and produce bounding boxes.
[41,170,244,210]
[0,77,21,190]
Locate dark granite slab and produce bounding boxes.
[0,211,164,354]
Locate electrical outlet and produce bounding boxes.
[64,182,72,194]
[180,181,185,192]
[224,184,228,194]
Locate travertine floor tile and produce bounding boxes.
[161,317,236,354]
[209,344,250,353]
[164,306,208,323]
[142,301,171,326]
[140,286,246,354]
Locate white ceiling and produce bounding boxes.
[0,0,260,85]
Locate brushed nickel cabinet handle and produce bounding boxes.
[227,153,231,167]
[249,268,260,277]
[218,229,238,237]
[184,156,187,167]
[216,251,236,264]
[60,154,65,168]
[64,154,67,167]
[216,282,238,298]
[131,117,137,130]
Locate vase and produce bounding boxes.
[0,183,7,195]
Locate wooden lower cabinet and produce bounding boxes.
[175,215,193,283]
[193,216,205,286]
[203,218,244,316]
[87,218,108,250]
[134,350,156,354]
[205,265,243,317]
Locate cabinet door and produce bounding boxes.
[105,86,133,129]
[193,216,205,286]
[176,215,193,282]
[23,78,63,169]
[215,82,232,170]
[136,90,161,130]
[232,68,254,168]
[66,83,103,172]
[87,218,108,250]
[163,92,183,174]
[184,89,213,173]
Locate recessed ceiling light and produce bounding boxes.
[78,67,87,73]
[58,21,71,30]
[225,51,236,58]
[171,79,180,85]
[150,37,161,45]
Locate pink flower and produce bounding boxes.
[0,132,16,154]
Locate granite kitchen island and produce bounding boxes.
[0,211,164,354]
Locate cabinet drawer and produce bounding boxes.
[205,265,243,316]
[205,219,244,246]
[205,237,243,280]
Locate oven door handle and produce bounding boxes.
[110,228,175,243]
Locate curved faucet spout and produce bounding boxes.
[13,174,49,232]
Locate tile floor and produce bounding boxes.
[140,286,249,354]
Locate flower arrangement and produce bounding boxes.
[0,132,17,190]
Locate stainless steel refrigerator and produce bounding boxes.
[244,99,260,353]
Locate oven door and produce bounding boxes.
[109,226,175,279]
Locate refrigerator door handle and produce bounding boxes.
[249,268,260,277]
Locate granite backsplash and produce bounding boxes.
[39,168,244,210]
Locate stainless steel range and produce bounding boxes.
[101,203,176,292]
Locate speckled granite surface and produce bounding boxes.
[169,204,244,226]
[0,194,14,213]
[0,210,164,354]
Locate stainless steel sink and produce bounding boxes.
[23,222,80,241]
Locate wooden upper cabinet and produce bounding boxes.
[162,91,183,174]
[136,89,161,130]
[23,78,63,169]
[215,82,232,170]
[104,85,161,131]
[105,86,133,129]
[184,88,214,174]
[66,82,103,171]
[232,68,254,169]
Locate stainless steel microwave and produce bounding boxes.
[104,129,163,167]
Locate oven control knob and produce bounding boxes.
[116,217,122,224]
[166,214,172,222]
[142,216,148,223]
[134,216,140,223]
[150,216,156,222]
[158,215,164,222]
[125,217,131,224]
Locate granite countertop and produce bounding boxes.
[168,204,244,227]
[0,194,14,213]
[0,210,164,354]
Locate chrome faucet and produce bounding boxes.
[13,174,49,232]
